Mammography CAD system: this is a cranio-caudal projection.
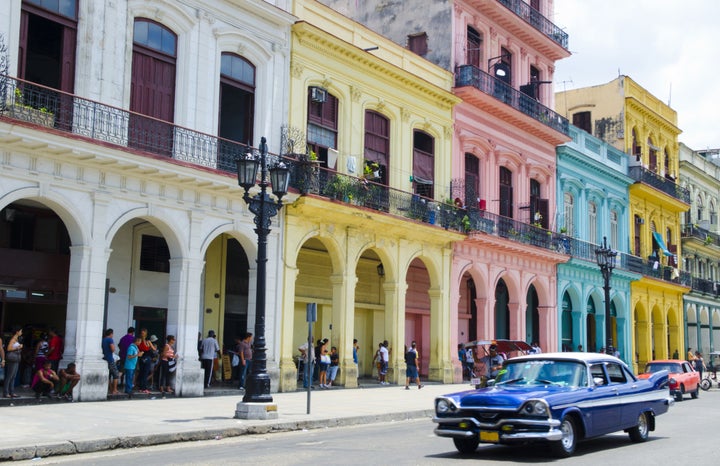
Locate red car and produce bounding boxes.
[638,359,700,401]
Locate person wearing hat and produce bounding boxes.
[481,345,505,385]
[200,330,220,389]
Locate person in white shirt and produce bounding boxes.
[379,340,390,385]
[199,330,220,388]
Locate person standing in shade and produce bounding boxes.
[3,326,23,398]
[237,332,253,390]
[327,346,340,387]
[102,328,120,396]
[136,329,156,394]
[158,335,177,396]
[124,336,141,397]
[404,342,423,389]
[117,326,135,387]
[379,341,389,385]
[200,330,220,388]
[352,339,359,368]
[46,327,63,373]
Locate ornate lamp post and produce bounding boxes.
[236,136,290,406]
[595,236,617,353]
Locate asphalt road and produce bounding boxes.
[16,388,720,465]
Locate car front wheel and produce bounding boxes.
[691,385,700,399]
[551,416,577,458]
[453,437,479,454]
[628,411,650,442]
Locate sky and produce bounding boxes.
[552,1,720,150]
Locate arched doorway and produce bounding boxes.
[458,272,477,344]
[525,285,539,345]
[586,297,597,352]
[495,279,510,339]
[561,291,573,351]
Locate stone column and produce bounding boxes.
[331,272,359,388]
[278,266,299,392]
[384,280,404,384]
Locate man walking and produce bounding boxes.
[200,330,220,388]
[404,341,423,389]
[379,340,389,385]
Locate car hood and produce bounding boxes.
[443,385,575,409]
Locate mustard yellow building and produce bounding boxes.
[277,0,463,391]
[556,76,690,370]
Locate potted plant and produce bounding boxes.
[559,226,568,234]
[8,87,54,127]
[363,161,380,180]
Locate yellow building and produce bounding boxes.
[277,0,463,391]
[556,76,690,370]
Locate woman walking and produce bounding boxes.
[158,335,177,396]
[3,326,24,398]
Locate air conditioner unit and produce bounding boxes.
[310,86,328,103]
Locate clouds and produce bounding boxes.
[552,0,720,149]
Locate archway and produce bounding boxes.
[525,285,539,345]
[494,279,510,339]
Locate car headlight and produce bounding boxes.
[436,398,457,414]
[520,399,549,417]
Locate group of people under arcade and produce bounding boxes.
[1,325,79,400]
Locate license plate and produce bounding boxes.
[470,378,481,386]
[479,430,499,443]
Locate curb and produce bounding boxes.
[0,409,435,461]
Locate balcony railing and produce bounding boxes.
[0,75,251,174]
[681,223,720,246]
[496,0,569,49]
[690,277,720,296]
[628,166,690,204]
[547,234,691,287]
[455,65,569,136]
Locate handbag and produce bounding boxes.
[321,354,331,364]
[231,353,240,367]
[168,358,177,373]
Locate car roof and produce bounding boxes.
[508,352,622,363]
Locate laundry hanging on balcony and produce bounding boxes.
[652,232,673,257]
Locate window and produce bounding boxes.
[499,167,513,218]
[588,202,597,245]
[218,53,255,147]
[606,363,627,384]
[530,179,547,228]
[590,364,607,385]
[466,26,482,67]
[465,153,480,207]
[413,130,435,197]
[307,90,339,167]
[408,32,428,56]
[697,195,703,223]
[648,138,658,172]
[364,111,389,184]
[140,235,170,273]
[610,210,618,250]
[632,129,641,161]
[563,192,574,235]
[572,111,591,134]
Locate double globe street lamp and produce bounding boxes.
[595,236,617,354]
[236,136,290,408]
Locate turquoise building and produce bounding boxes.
[556,126,640,363]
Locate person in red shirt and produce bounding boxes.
[32,360,59,399]
[46,328,64,372]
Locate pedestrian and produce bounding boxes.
[327,346,339,387]
[465,346,475,378]
[379,340,389,385]
[530,341,542,354]
[136,329,156,393]
[480,344,504,386]
[46,327,63,373]
[238,332,253,390]
[0,333,5,379]
[672,349,679,359]
[577,344,583,352]
[687,347,696,363]
[3,326,23,398]
[158,335,177,396]
[57,362,81,401]
[318,340,330,388]
[352,339,359,367]
[298,338,313,388]
[31,359,59,399]
[404,341,423,389]
[200,330,220,388]
[117,326,135,386]
[374,343,383,381]
[124,336,141,397]
[694,351,706,380]
[101,328,120,396]
[34,332,49,371]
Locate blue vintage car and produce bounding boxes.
[433,352,672,457]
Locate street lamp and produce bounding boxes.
[595,236,617,353]
[236,136,290,404]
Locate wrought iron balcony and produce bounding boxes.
[628,166,690,204]
[455,65,569,136]
[0,75,250,174]
[681,223,720,246]
[690,277,720,296]
[496,0,569,49]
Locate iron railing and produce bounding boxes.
[681,223,720,246]
[495,0,569,49]
[455,65,569,136]
[628,166,690,204]
[0,75,252,173]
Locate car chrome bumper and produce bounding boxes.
[433,416,562,442]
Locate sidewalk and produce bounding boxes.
[0,380,470,461]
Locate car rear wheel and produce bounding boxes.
[453,437,479,454]
[628,411,650,442]
[551,416,577,458]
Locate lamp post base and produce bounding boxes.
[234,401,279,420]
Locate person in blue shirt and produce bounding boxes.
[101,329,119,396]
[124,337,142,397]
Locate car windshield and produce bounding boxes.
[495,360,588,387]
[645,363,682,374]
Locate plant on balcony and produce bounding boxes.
[705,236,714,245]
[324,174,359,202]
[363,161,380,180]
[559,226,568,234]
[6,87,54,127]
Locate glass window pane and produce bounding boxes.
[134,21,148,44]
[161,28,176,55]
[147,23,162,51]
